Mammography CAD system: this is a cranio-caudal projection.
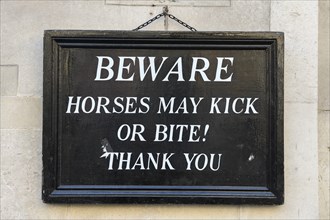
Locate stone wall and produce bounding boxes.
[0,0,328,219]
[318,0,330,219]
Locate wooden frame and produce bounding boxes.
[43,31,284,204]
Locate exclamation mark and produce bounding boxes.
[202,124,209,142]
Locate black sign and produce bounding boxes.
[43,31,284,204]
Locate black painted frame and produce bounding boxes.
[42,30,284,204]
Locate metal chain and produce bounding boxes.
[133,11,197,32]
[132,13,164,31]
[167,14,197,32]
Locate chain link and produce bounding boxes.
[133,12,197,32]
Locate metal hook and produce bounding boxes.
[163,6,169,30]
[163,6,169,15]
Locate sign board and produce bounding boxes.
[43,31,284,204]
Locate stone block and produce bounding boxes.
[1,65,18,96]
[0,129,68,220]
[271,1,318,104]
[168,1,270,31]
[66,204,239,219]
[319,0,330,111]
[0,97,42,129]
[318,111,330,220]
[105,0,231,7]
